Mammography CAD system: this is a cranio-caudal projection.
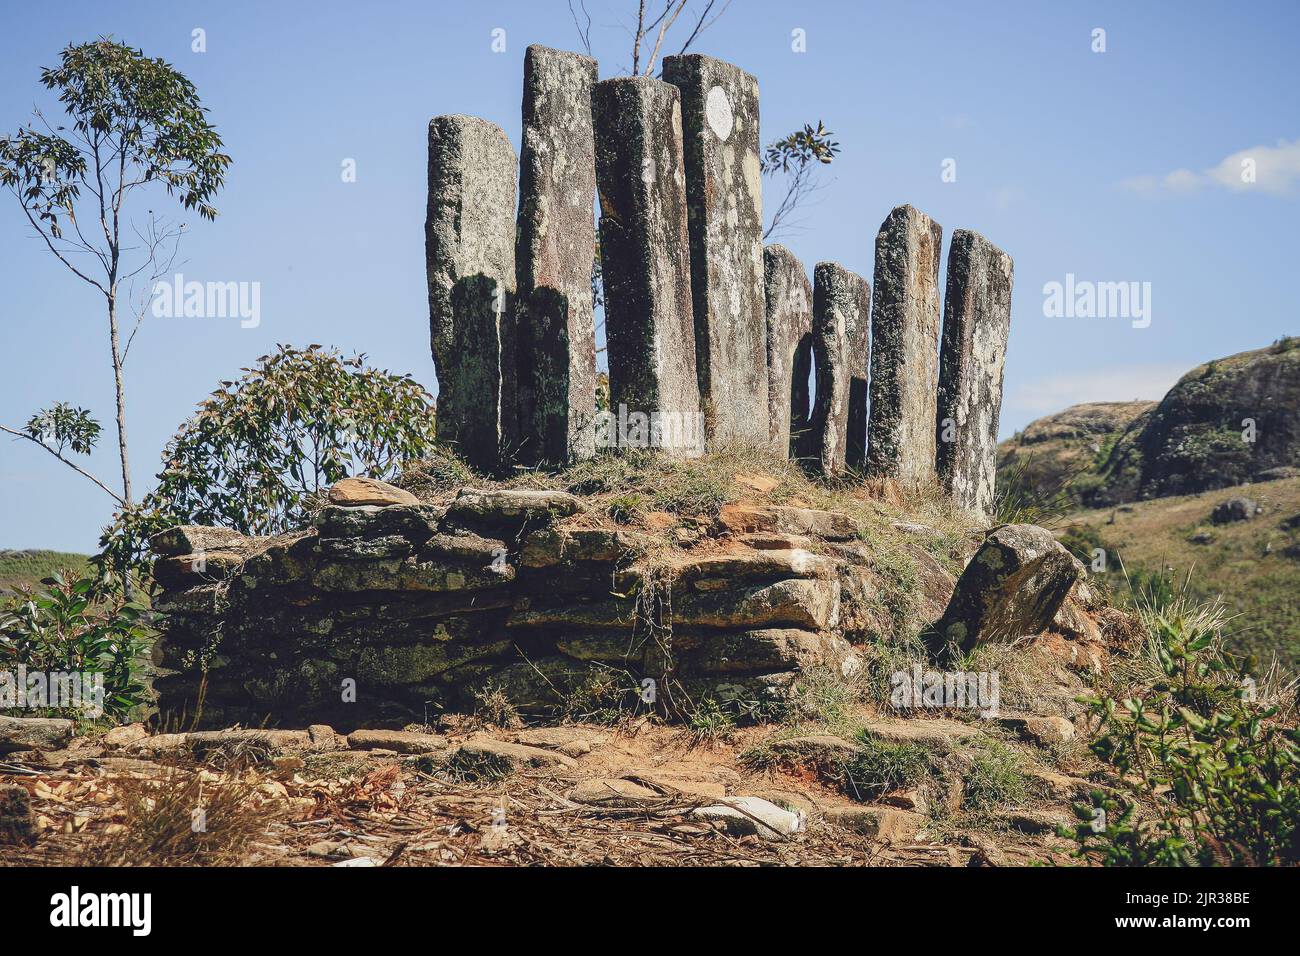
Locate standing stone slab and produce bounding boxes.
[593,77,703,457]
[844,274,872,472]
[663,54,768,447]
[866,204,943,485]
[808,262,871,474]
[936,229,1014,521]
[515,46,599,467]
[763,244,813,458]
[426,115,518,473]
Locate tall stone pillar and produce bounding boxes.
[937,229,1014,521]
[763,244,813,459]
[663,54,768,447]
[592,77,703,457]
[515,45,599,467]
[866,204,943,485]
[808,263,871,474]
[426,115,518,474]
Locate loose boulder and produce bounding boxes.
[1211,496,1260,524]
[0,715,74,753]
[934,524,1082,651]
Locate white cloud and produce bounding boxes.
[1122,138,1300,197]
[1000,362,1186,435]
[989,185,1027,209]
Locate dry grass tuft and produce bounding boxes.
[81,768,281,867]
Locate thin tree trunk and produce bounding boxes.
[107,291,133,507]
[107,289,137,599]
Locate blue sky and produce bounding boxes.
[1,0,1297,551]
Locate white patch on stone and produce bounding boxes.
[705,85,733,141]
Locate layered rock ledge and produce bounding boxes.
[148,478,1102,730]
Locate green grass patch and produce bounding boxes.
[962,740,1031,811]
[841,734,936,801]
[0,549,91,592]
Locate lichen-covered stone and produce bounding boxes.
[515,46,600,466]
[347,729,449,753]
[936,229,1013,521]
[663,54,768,447]
[764,244,813,458]
[150,525,259,557]
[356,637,513,686]
[936,524,1083,651]
[668,548,838,585]
[444,487,582,533]
[672,578,841,630]
[152,550,248,589]
[716,503,860,540]
[317,534,413,561]
[311,504,442,542]
[867,204,944,485]
[426,114,518,473]
[0,715,74,753]
[310,555,513,593]
[506,598,639,631]
[593,77,703,457]
[520,527,649,567]
[808,262,871,473]
[683,628,852,675]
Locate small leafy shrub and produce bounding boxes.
[101,345,441,579]
[0,571,153,721]
[1069,597,1300,866]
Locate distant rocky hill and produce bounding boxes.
[997,401,1155,507]
[999,337,1300,508]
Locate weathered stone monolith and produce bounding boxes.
[866,204,943,485]
[936,229,1014,521]
[663,54,768,447]
[592,77,703,457]
[763,244,813,459]
[808,262,871,474]
[515,46,599,467]
[426,115,518,473]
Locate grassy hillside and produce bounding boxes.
[0,549,92,594]
[1061,476,1300,668]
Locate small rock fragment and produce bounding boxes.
[328,477,420,507]
[693,796,806,840]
